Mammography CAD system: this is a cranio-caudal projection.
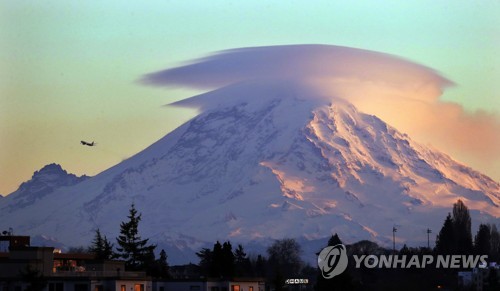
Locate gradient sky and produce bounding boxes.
[1,0,499,195]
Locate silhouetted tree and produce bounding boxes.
[452,199,473,254]
[149,249,170,278]
[253,254,267,277]
[328,233,342,246]
[116,204,156,270]
[221,241,235,277]
[267,238,303,290]
[435,213,455,254]
[197,241,235,278]
[400,244,410,255]
[234,244,252,276]
[89,229,115,260]
[196,247,213,275]
[490,224,500,262]
[159,249,170,277]
[212,241,223,277]
[475,224,491,255]
[315,233,354,291]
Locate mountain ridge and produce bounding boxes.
[2,163,89,213]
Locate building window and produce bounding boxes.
[121,285,126,291]
[249,287,253,291]
[134,285,144,291]
[231,286,240,291]
[94,285,103,291]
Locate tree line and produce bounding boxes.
[85,200,499,290]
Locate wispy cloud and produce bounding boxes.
[142,45,499,181]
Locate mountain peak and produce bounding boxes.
[34,163,66,176]
[26,163,88,188]
[3,163,89,211]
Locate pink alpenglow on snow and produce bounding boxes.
[143,45,499,184]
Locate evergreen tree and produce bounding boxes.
[157,249,170,278]
[116,204,156,270]
[212,241,223,277]
[490,224,500,262]
[399,244,410,255]
[102,236,115,259]
[221,241,235,278]
[452,199,473,254]
[315,233,354,291]
[149,249,170,279]
[196,247,213,276]
[435,213,455,254]
[89,229,115,260]
[197,241,236,278]
[234,244,253,276]
[327,233,342,246]
[253,254,267,277]
[474,224,491,255]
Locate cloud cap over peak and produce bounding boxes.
[141,44,499,183]
[141,44,453,96]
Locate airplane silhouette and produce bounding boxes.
[80,140,96,146]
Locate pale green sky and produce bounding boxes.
[1,0,499,195]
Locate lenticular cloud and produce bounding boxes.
[142,44,453,98]
[142,44,499,182]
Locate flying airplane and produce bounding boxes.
[80,140,96,146]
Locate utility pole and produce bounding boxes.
[393,226,398,253]
[427,228,432,249]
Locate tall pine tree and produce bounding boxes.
[116,204,156,270]
[435,213,455,254]
[490,224,500,262]
[474,224,491,255]
[89,229,115,260]
[221,241,235,278]
[148,249,170,279]
[234,244,252,276]
[452,200,473,254]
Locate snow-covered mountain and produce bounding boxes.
[0,81,498,263]
[1,163,89,213]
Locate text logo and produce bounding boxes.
[317,244,348,279]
